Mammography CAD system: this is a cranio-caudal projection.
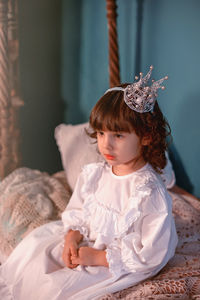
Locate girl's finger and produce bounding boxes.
[70,245,78,257]
[62,253,70,266]
[71,256,79,265]
[68,262,79,269]
[63,255,77,269]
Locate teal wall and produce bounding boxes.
[141,0,200,196]
[61,0,200,197]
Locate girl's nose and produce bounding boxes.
[104,135,113,150]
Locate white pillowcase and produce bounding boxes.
[55,123,103,190]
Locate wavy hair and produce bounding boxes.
[88,84,171,173]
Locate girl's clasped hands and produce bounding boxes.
[62,230,108,268]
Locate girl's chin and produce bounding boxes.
[105,160,118,166]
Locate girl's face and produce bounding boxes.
[97,130,146,175]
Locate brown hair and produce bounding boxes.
[88,84,171,173]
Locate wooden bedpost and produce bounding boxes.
[0,0,23,179]
[106,0,120,87]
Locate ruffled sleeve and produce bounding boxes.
[61,162,104,239]
[106,180,177,276]
[61,169,89,239]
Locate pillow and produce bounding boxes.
[55,123,103,191]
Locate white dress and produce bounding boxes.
[0,162,178,300]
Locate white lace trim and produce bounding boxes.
[105,247,124,276]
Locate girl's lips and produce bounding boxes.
[104,154,115,160]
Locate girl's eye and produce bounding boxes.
[97,131,104,136]
[115,133,123,138]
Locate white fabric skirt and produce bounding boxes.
[0,221,151,300]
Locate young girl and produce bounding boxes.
[0,66,178,300]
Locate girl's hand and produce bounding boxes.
[71,247,108,267]
[62,230,83,269]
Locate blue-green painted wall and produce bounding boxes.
[141,0,200,197]
[61,0,200,197]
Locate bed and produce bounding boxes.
[0,0,200,299]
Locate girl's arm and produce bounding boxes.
[105,188,178,276]
[61,171,90,240]
[61,169,91,268]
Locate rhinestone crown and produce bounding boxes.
[105,65,168,113]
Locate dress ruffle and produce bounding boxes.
[106,244,124,276]
[81,163,156,239]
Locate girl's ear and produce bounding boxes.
[141,135,151,146]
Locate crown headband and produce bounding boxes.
[105,65,168,113]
